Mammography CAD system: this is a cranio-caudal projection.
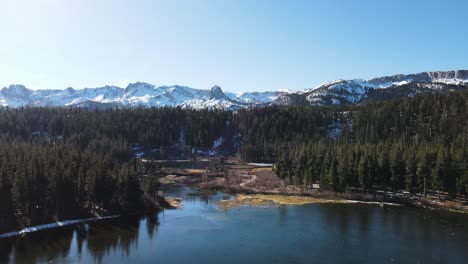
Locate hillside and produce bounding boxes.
[1,70,467,109]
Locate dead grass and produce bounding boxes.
[244,170,283,189]
[200,177,225,190]
[251,168,272,172]
[217,194,351,211]
[164,197,182,209]
[239,194,341,205]
[185,169,205,174]
[226,173,244,186]
[419,197,468,214]
[217,193,402,211]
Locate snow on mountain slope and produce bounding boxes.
[303,70,468,105]
[119,83,212,107]
[0,83,265,109]
[1,70,467,109]
[233,91,283,103]
[180,86,245,110]
[0,85,33,106]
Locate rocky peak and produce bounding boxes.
[124,82,155,93]
[427,70,468,81]
[210,85,226,100]
[1,84,32,98]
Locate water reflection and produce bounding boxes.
[0,215,159,264]
[2,226,75,263]
[1,190,468,264]
[85,217,140,263]
[145,215,159,239]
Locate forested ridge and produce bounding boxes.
[235,91,468,197]
[0,90,467,232]
[0,108,229,232]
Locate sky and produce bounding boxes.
[1,0,467,92]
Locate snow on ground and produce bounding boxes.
[354,79,412,89]
[212,136,224,149]
[328,126,342,140]
[1,70,467,108]
[0,215,119,239]
[247,163,273,167]
[233,91,281,103]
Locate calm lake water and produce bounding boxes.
[1,186,468,264]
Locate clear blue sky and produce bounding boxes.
[1,0,467,92]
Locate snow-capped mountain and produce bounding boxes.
[1,70,467,109]
[301,70,468,105]
[0,82,284,109]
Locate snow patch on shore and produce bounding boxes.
[0,215,119,239]
[247,163,273,167]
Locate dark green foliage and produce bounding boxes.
[0,137,142,226]
[238,90,468,197]
[0,107,229,149]
[0,107,229,230]
[0,90,467,231]
[390,146,405,191]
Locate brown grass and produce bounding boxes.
[184,169,205,174]
[251,168,272,172]
[419,197,468,214]
[200,177,225,190]
[165,197,182,208]
[238,194,341,205]
[244,170,283,189]
[217,193,363,211]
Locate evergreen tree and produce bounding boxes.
[432,147,445,199]
[416,152,431,196]
[390,146,405,191]
[405,153,417,193]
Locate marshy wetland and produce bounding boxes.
[1,185,468,264]
[2,160,468,264]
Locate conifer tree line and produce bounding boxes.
[233,91,468,197]
[0,107,229,230]
[0,107,230,149]
[0,136,141,226]
[0,90,467,231]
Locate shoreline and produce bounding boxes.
[0,198,168,238]
[216,193,401,211]
[0,215,120,239]
[2,184,466,239]
[213,189,468,214]
[157,168,468,214]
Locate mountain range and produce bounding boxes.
[1,70,467,109]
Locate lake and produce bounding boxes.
[1,185,468,264]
